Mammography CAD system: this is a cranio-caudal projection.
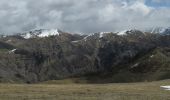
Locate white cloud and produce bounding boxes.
[98,4,116,22]
[0,0,169,34]
[129,1,152,15]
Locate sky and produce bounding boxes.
[0,0,170,35]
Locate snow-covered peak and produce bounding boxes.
[82,30,142,41]
[116,29,145,36]
[21,29,60,39]
[38,29,59,37]
[83,32,110,41]
[99,32,110,38]
[117,30,128,35]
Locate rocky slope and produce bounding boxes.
[0,29,170,83]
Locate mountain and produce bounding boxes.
[0,29,170,83]
[149,27,170,35]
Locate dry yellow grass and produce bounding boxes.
[0,79,169,100]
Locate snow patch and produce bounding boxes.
[117,30,127,35]
[6,39,12,43]
[131,63,139,68]
[150,55,154,58]
[99,32,110,38]
[2,35,7,38]
[83,33,95,41]
[160,86,170,90]
[79,33,85,36]
[71,40,80,43]
[83,32,110,41]
[22,33,32,39]
[9,49,17,54]
[99,32,105,38]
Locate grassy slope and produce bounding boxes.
[0,80,169,100]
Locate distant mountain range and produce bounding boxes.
[0,28,170,83]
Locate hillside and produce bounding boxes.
[0,29,170,83]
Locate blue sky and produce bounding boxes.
[146,0,170,8]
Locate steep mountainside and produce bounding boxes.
[0,29,170,83]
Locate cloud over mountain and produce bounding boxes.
[0,0,170,34]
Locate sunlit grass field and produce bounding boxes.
[0,79,169,100]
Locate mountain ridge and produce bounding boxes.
[0,28,170,83]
